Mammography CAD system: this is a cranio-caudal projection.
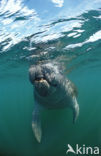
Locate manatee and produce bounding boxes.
[29,63,79,143]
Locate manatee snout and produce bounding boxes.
[29,66,44,84]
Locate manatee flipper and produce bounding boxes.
[32,103,42,143]
[72,96,79,123]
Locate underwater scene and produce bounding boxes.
[0,0,101,155]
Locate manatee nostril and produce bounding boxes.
[35,75,44,81]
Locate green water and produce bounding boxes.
[0,0,101,155]
[0,66,101,156]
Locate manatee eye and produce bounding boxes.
[51,76,59,87]
[50,79,58,87]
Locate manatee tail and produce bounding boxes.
[32,108,42,143]
[72,96,79,123]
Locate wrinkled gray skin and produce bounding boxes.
[29,63,79,143]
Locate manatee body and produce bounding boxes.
[29,63,79,143]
